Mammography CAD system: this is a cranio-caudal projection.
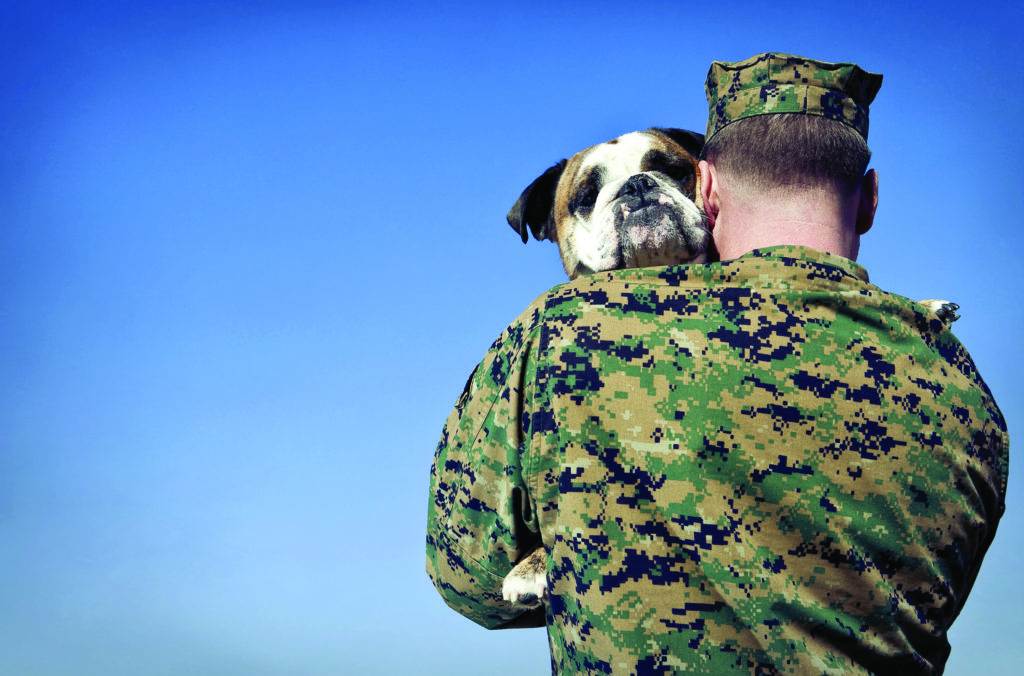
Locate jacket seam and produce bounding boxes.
[443,330,532,532]
[432,524,506,581]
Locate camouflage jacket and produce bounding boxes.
[425,245,1008,674]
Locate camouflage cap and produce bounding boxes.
[705,52,882,142]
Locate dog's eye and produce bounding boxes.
[643,151,695,187]
[659,163,694,184]
[569,181,600,216]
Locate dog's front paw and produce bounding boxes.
[918,299,960,329]
[936,302,961,326]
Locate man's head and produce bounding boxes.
[697,53,883,260]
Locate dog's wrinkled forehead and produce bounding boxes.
[574,131,654,180]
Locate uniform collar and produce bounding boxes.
[565,244,871,289]
[736,245,870,283]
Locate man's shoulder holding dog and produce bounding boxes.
[428,242,1008,670]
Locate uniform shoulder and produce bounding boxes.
[519,271,636,324]
[516,273,611,320]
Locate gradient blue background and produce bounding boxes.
[2,2,1021,673]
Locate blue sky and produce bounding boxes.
[2,1,1022,673]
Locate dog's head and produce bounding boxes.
[507,128,710,278]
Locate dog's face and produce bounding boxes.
[507,128,710,278]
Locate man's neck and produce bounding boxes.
[712,188,860,261]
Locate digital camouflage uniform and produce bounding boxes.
[426,55,1009,674]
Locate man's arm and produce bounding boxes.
[425,305,545,629]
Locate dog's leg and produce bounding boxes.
[502,547,547,607]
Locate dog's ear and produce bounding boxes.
[507,159,567,244]
[652,128,705,160]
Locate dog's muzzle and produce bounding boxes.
[612,174,706,268]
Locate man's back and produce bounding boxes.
[426,245,1007,674]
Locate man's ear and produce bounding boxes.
[856,169,878,235]
[651,127,705,160]
[698,159,719,229]
[507,159,567,243]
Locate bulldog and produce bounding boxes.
[507,127,712,278]
[498,128,960,609]
[500,127,710,608]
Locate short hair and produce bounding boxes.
[701,114,871,194]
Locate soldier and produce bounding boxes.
[426,53,1008,674]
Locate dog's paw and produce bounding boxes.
[918,299,960,329]
[502,568,546,607]
[936,302,961,326]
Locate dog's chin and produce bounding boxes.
[618,204,707,268]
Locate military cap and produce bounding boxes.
[704,52,882,142]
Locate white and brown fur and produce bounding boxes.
[500,128,959,608]
[507,128,710,279]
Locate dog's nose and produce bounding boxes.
[618,174,658,200]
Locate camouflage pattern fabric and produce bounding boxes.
[705,53,883,142]
[425,245,1008,674]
